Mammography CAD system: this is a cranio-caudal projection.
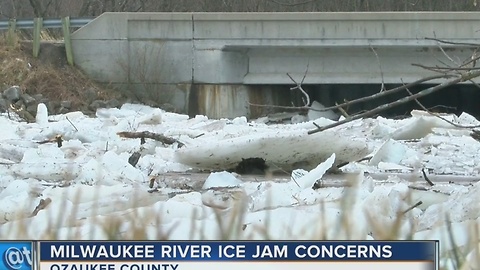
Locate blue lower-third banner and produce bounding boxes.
[0,240,439,270]
[39,241,436,261]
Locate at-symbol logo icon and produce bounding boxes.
[3,246,32,270]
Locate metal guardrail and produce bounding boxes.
[1,16,95,65]
[0,17,94,30]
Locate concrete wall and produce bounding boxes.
[70,12,480,117]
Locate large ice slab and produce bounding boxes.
[174,129,368,171]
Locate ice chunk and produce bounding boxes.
[232,116,248,125]
[202,171,243,189]
[10,162,81,182]
[36,103,48,126]
[0,191,36,223]
[291,115,307,124]
[292,153,335,189]
[0,118,20,140]
[137,108,163,125]
[0,180,30,199]
[377,162,412,172]
[392,115,455,140]
[369,139,408,166]
[308,101,339,121]
[175,129,368,171]
[458,112,480,126]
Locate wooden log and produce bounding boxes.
[117,131,185,148]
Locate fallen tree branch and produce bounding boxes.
[117,131,185,148]
[249,74,451,112]
[249,63,311,110]
[404,86,480,129]
[29,198,52,217]
[287,72,310,107]
[432,32,462,68]
[421,168,435,186]
[460,52,480,68]
[308,70,480,135]
[412,63,480,71]
[335,102,349,118]
[66,116,78,132]
[251,36,479,118]
[402,201,423,214]
[37,135,63,147]
[316,74,454,112]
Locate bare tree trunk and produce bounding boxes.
[28,0,42,16]
[27,0,55,17]
[77,0,94,16]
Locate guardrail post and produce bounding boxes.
[33,17,43,58]
[62,16,74,66]
[7,19,16,46]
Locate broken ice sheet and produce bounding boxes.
[202,171,243,189]
[291,153,336,190]
[175,129,367,172]
[377,162,412,172]
[369,139,408,166]
[392,111,457,140]
[249,154,336,211]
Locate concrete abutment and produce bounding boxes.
[70,12,480,119]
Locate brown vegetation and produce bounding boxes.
[0,34,121,112]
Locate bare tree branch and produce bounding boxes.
[308,70,480,135]
[249,63,312,110]
[370,45,386,92]
[315,74,453,112]
[28,0,42,17]
[78,0,94,16]
[287,73,311,107]
[286,62,311,107]
[404,86,480,129]
[412,64,480,71]
[432,32,462,68]
[249,73,451,112]
[412,64,480,74]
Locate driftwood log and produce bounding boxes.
[117,131,185,148]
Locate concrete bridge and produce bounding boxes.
[71,12,480,118]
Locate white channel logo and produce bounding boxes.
[3,247,32,270]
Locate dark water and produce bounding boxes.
[303,84,480,119]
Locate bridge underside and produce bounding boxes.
[228,45,477,85]
[71,12,480,118]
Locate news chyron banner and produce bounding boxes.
[0,241,438,270]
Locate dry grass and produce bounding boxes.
[0,32,122,111]
[20,64,110,109]
[1,181,476,270]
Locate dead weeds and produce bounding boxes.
[0,34,122,112]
